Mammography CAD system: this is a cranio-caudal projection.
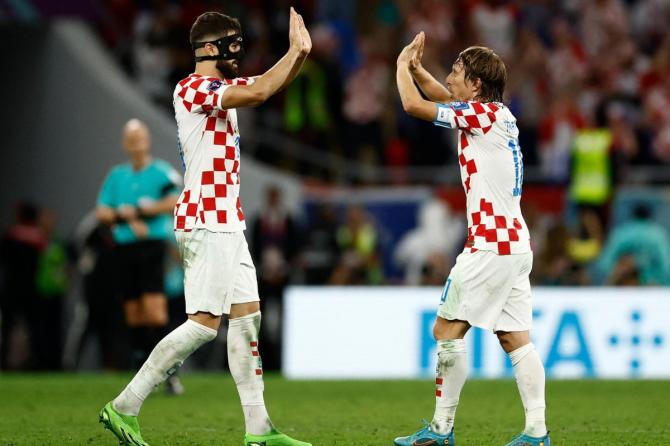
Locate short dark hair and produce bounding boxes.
[190,12,241,45]
[456,46,506,103]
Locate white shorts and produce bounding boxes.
[437,250,533,332]
[175,229,259,316]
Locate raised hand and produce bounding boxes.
[297,13,312,55]
[397,33,421,66]
[288,7,301,52]
[409,32,424,72]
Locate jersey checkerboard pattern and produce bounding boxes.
[434,101,531,255]
[173,74,253,232]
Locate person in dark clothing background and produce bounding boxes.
[0,202,45,370]
[33,209,69,370]
[250,186,301,370]
[73,213,126,370]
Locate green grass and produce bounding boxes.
[0,374,669,445]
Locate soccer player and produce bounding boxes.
[96,119,181,372]
[99,8,312,446]
[393,33,551,446]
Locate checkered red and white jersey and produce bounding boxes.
[434,101,531,255]
[173,73,254,232]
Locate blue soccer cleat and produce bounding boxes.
[393,421,454,446]
[504,432,551,446]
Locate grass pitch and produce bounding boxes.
[0,373,668,445]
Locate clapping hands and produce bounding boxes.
[397,32,425,71]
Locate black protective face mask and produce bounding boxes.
[192,34,246,63]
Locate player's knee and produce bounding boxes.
[497,333,512,351]
[188,312,222,331]
[496,331,529,353]
[189,321,218,343]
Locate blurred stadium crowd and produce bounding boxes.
[99,0,670,180]
[2,0,670,371]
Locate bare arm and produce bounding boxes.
[397,38,438,122]
[95,206,116,225]
[411,65,452,103]
[220,8,311,109]
[138,195,178,217]
[408,32,452,103]
[278,12,311,91]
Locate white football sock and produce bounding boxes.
[113,319,217,416]
[509,343,547,437]
[431,338,468,435]
[228,311,273,435]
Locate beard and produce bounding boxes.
[216,59,239,78]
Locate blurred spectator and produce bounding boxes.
[470,0,517,59]
[595,204,670,286]
[521,202,552,259]
[251,186,301,297]
[92,0,670,188]
[566,206,603,267]
[607,102,641,182]
[642,37,670,163]
[394,199,463,285]
[419,252,450,286]
[0,202,45,370]
[534,223,575,286]
[546,18,587,94]
[580,0,629,60]
[331,205,383,285]
[538,95,587,182]
[283,23,344,176]
[131,1,183,108]
[569,127,613,207]
[33,209,69,370]
[72,212,125,370]
[342,34,391,167]
[300,203,340,284]
[95,119,181,367]
[250,186,300,369]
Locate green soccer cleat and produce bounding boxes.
[99,401,150,446]
[504,432,551,446]
[244,428,312,446]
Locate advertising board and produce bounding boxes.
[283,287,670,379]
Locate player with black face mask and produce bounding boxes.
[100,8,313,446]
[192,32,246,79]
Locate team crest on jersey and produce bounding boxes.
[449,101,469,110]
[207,80,222,91]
